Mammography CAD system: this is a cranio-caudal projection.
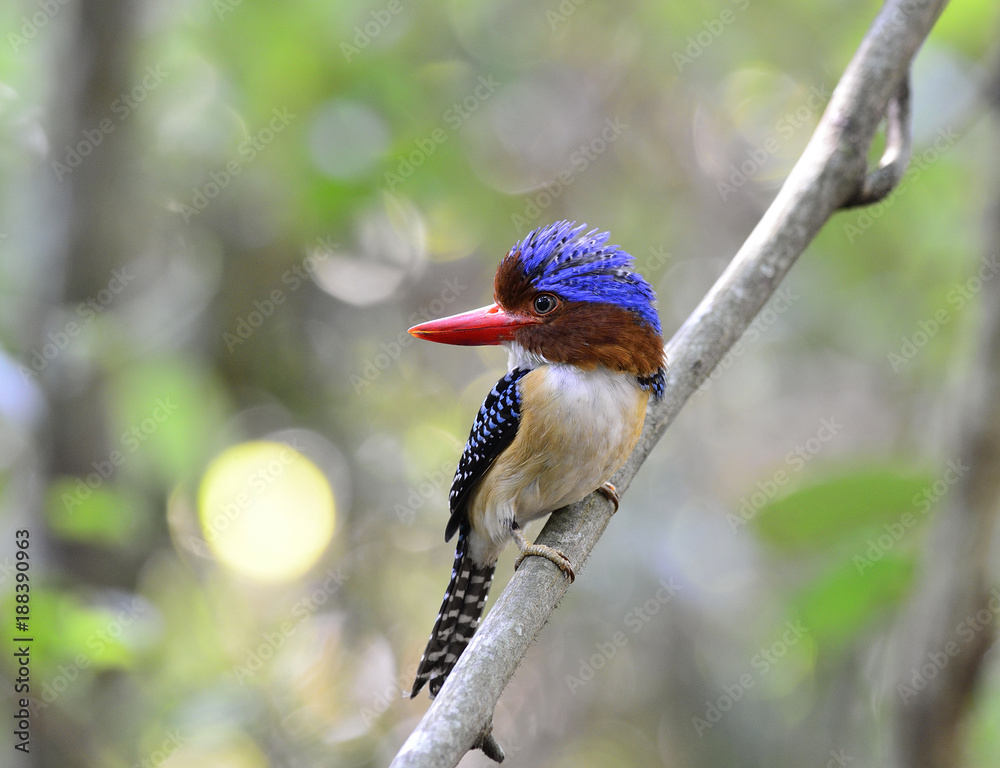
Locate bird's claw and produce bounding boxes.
[510,527,575,582]
[513,545,575,583]
[597,481,620,513]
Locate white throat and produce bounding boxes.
[505,341,549,372]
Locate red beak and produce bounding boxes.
[408,303,540,346]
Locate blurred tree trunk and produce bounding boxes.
[44,0,143,551]
[36,1,142,766]
[888,49,1000,768]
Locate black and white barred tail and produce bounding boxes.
[410,531,495,698]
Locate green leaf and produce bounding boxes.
[793,553,915,649]
[752,468,932,553]
[109,357,230,485]
[46,478,146,546]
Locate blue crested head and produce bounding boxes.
[485,221,665,394]
[408,220,666,395]
[506,221,662,336]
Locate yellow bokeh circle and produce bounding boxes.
[198,441,335,582]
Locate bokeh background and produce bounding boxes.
[1,0,999,766]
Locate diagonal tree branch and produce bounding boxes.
[391,0,949,765]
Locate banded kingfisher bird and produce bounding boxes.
[408,221,666,698]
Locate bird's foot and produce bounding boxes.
[510,526,575,583]
[597,481,620,514]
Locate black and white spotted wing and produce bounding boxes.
[410,367,528,699]
[444,367,529,542]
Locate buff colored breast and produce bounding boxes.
[466,364,648,564]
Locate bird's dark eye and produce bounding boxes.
[532,293,559,315]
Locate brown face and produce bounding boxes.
[494,253,665,376]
